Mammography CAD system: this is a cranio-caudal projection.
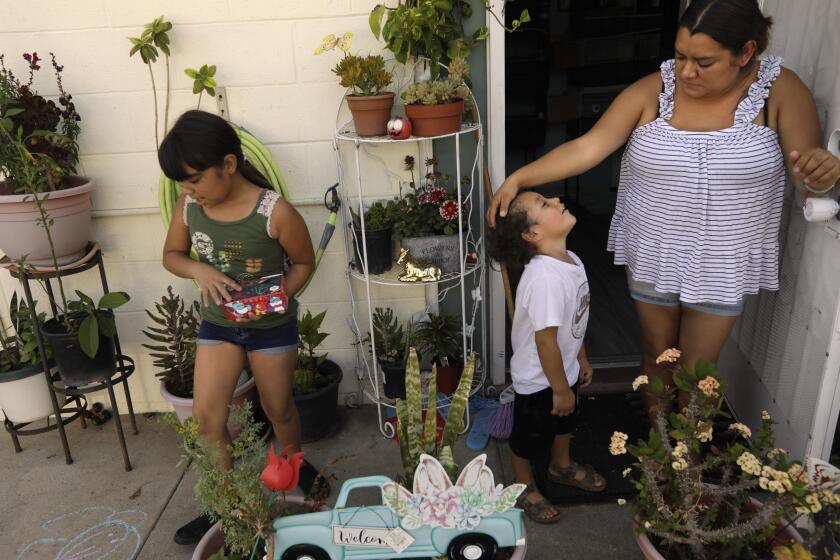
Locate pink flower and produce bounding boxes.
[656,348,681,364]
[260,444,304,493]
[440,200,459,221]
[422,487,463,528]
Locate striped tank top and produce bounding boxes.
[607,55,786,305]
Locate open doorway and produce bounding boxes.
[502,0,680,365]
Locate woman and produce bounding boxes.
[488,0,840,420]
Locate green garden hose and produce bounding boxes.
[157,125,337,297]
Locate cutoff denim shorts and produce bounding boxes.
[626,269,744,317]
[197,319,299,354]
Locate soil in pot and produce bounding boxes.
[346,92,394,137]
[352,225,393,275]
[294,360,343,442]
[42,313,116,387]
[405,100,464,137]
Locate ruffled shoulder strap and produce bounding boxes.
[736,54,783,124]
[256,189,281,238]
[658,59,677,120]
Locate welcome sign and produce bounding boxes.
[332,525,414,553]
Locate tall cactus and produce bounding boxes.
[396,348,478,486]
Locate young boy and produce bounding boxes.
[487,191,606,524]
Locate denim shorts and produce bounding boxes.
[197,319,299,354]
[626,269,744,317]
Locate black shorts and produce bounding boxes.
[509,384,578,461]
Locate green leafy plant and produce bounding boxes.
[411,312,462,365]
[371,307,406,366]
[0,293,49,372]
[128,16,173,147]
[293,309,338,395]
[369,1,529,80]
[167,402,328,559]
[350,200,397,231]
[401,57,471,106]
[0,52,80,193]
[68,290,130,359]
[616,349,813,560]
[315,31,392,96]
[142,287,200,398]
[185,64,217,109]
[396,348,476,485]
[392,156,468,239]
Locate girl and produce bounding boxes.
[487,190,605,525]
[158,110,319,545]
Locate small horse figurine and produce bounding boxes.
[397,248,442,282]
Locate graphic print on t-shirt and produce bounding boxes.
[572,280,590,339]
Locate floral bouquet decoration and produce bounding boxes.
[612,348,815,560]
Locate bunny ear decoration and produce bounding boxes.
[414,454,453,495]
[455,454,495,495]
[806,457,840,491]
[382,482,414,517]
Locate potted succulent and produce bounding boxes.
[393,156,468,273]
[293,309,343,442]
[0,52,92,266]
[411,312,463,396]
[0,294,55,424]
[350,200,398,275]
[370,307,408,399]
[401,57,472,137]
[142,287,259,437]
[615,348,808,560]
[167,403,330,560]
[315,32,394,137]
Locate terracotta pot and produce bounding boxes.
[191,496,323,560]
[160,373,257,439]
[346,92,395,137]
[634,496,803,560]
[405,100,464,137]
[0,177,94,266]
[436,362,463,396]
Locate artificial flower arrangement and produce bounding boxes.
[614,348,816,560]
[392,155,469,240]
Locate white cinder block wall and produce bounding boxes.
[0,0,431,413]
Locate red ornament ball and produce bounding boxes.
[387,117,412,140]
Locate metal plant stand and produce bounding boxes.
[1,242,138,471]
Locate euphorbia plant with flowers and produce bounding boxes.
[613,348,814,560]
[168,403,329,559]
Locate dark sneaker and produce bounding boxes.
[298,459,330,498]
[173,513,213,545]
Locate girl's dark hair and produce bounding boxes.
[158,110,273,189]
[680,0,773,58]
[486,195,537,268]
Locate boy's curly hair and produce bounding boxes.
[486,194,537,268]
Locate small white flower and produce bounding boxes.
[622,468,631,478]
[610,432,629,456]
[761,410,771,421]
[729,423,752,439]
[632,375,649,391]
[617,498,626,505]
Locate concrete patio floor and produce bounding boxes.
[2,405,642,559]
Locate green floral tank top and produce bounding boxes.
[184,189,297,328]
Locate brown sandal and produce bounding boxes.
[515,484,562,524]
[547,461,606,492]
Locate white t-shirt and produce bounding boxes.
[510,252,590,395]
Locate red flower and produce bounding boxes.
[260,444,304,493]
[439,200,460,221]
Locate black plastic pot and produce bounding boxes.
[352,225,393,275]
[41,312,117,387]
[381,362,406,399]
[294,359,343,442]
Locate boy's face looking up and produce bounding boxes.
[514,191,576,247]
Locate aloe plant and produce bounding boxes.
[396,348,476,486]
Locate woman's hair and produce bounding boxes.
[158,110,273,189]
[486,193,537,268]
[679,0,773,58]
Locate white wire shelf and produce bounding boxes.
[335,122,481,143]
[349,261,482,286]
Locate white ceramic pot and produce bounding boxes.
[0,363,55,423]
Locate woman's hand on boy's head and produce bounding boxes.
[551,387,576,416]
[487,177,521,228]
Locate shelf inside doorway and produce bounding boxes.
[349,262,481,286]
[335,122,481,143]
